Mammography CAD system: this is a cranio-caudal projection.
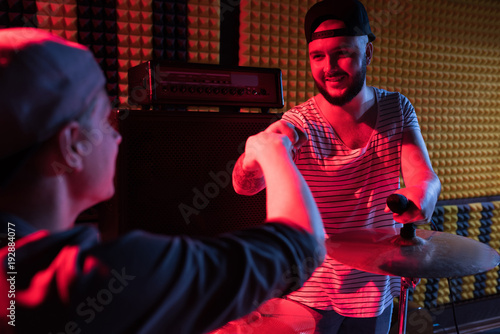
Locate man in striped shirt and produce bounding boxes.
[232,0,441,333]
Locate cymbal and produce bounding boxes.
[208,298,317,334]
[325,227,500,278]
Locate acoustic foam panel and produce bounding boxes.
[116,0,153,106]
[36,1,78,40]
[187,0,220,64]
[239,0,317,112]
[0,0,37,28]
[411,202,500,308]
[77,1,119,100]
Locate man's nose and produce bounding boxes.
[324,56,338,73]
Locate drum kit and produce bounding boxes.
[211,194,500,334]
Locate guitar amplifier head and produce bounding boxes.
[128,61,284,109]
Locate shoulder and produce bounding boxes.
[372,87,414,110]
[373,87,401,116]
[21,224,100,250]
[284,97,316,116]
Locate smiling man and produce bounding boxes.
[232,0,441,333]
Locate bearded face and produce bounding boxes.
[308,21,370,106]
[313,54,367,106]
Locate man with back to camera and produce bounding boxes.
[232,0,441,333]
[0,27,326,333]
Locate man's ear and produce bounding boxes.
[365,42,373,65]
[58,122,85,172]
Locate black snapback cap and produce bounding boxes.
[304,0,376,44]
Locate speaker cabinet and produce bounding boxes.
[110,110,279,238]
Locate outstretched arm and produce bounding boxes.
[250,132,323,241]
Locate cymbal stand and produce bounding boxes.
[398,223,417,334]
[399,276,417,334]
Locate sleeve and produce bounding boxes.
[74,223,322,334]
[281,109,308,131]
[280,109,310,162]
[400,93,421,132]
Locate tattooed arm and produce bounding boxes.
[232,152,267,196]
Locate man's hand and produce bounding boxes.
[244,131,295,171]
[242,120,308,173]
[384,187,434,225]
[265,120,308,148]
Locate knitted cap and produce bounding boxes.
[0,28,105,159]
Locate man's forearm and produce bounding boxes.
[412,171,441,209]
[232,132,324,244]
[260,150,324,243]
[232,153,266,195]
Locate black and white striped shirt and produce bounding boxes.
[282,87,420,317]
